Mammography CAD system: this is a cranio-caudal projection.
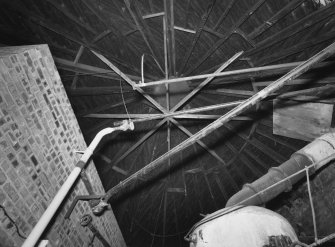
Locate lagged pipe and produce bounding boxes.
[226,133,335,207]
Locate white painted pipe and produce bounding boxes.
[22,120,134,247]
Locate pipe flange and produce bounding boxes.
[243,183,265,204]
[269,167,293,191]
[80,214,92,227]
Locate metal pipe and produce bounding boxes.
[101,41,335,205]
[226,133,335,207]
[22,120,134,247]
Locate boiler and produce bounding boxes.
[185,205,297,247]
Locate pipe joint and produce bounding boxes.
[269,167,293,192]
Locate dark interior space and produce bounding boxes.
[1,0,335,246]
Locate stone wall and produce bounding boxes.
[0,44,126,247]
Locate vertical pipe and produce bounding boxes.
[22,121,133,247]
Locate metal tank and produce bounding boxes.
[185,206,297,247]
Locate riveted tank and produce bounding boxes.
[185,206,297,247]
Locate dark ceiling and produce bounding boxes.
[1,0,335,246]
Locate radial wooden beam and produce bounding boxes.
[212,0,236,30]
[171,51,243,112]
[179,0,217,74]
[256,29,335,66]
[96,153,129,176]
[45,0,97,35]
[92,51,168,114]
[164,0,176,76]
[202,172,218,209]
[80,0,139,64]
[184,0,266,75]
[54,57,142,81]
[249,0,306,40]
[205,89,255,97]
[214,173,229,201]
[225,140,262,177]
[124,0,163,70]
[67,87,133,96]
[71,45,85,89]
[113,119,167,166]
[84,113,251,121]
[103,41,335,203]
[256,128,297,152]
[245,1,335,58]
[91,30,113,44]
[77,97,137,117]
[223,123,286,164]
[243,148,268,171]
[169,118,227,166]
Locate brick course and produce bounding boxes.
[0,45,126,247]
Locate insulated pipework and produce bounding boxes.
[22,120,134,247]
[226,132,335,207]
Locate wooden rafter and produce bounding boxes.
[103,41,335,203]
[169,118,226,166]
[77,97,137,117]
[54,57,141,81]
[80,0,139,65]
[164,0,176,76]
[92,51,167,113]
[212,0,236,30]
[223,123,286,164]
[245,2,335,58]
[171,51,243,111]
[113,119,167,166]
[179,0,217,74]
[184,0,266,75]
[256,29,335,66]
[71,45,85,89]
[84,113,251,121]
[124,0,163,70]
[45,0,97,35]
[248,0,306,39]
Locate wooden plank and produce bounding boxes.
[273,100,334,141]
[248,0,305,39]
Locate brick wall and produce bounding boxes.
[0,45,126,247]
